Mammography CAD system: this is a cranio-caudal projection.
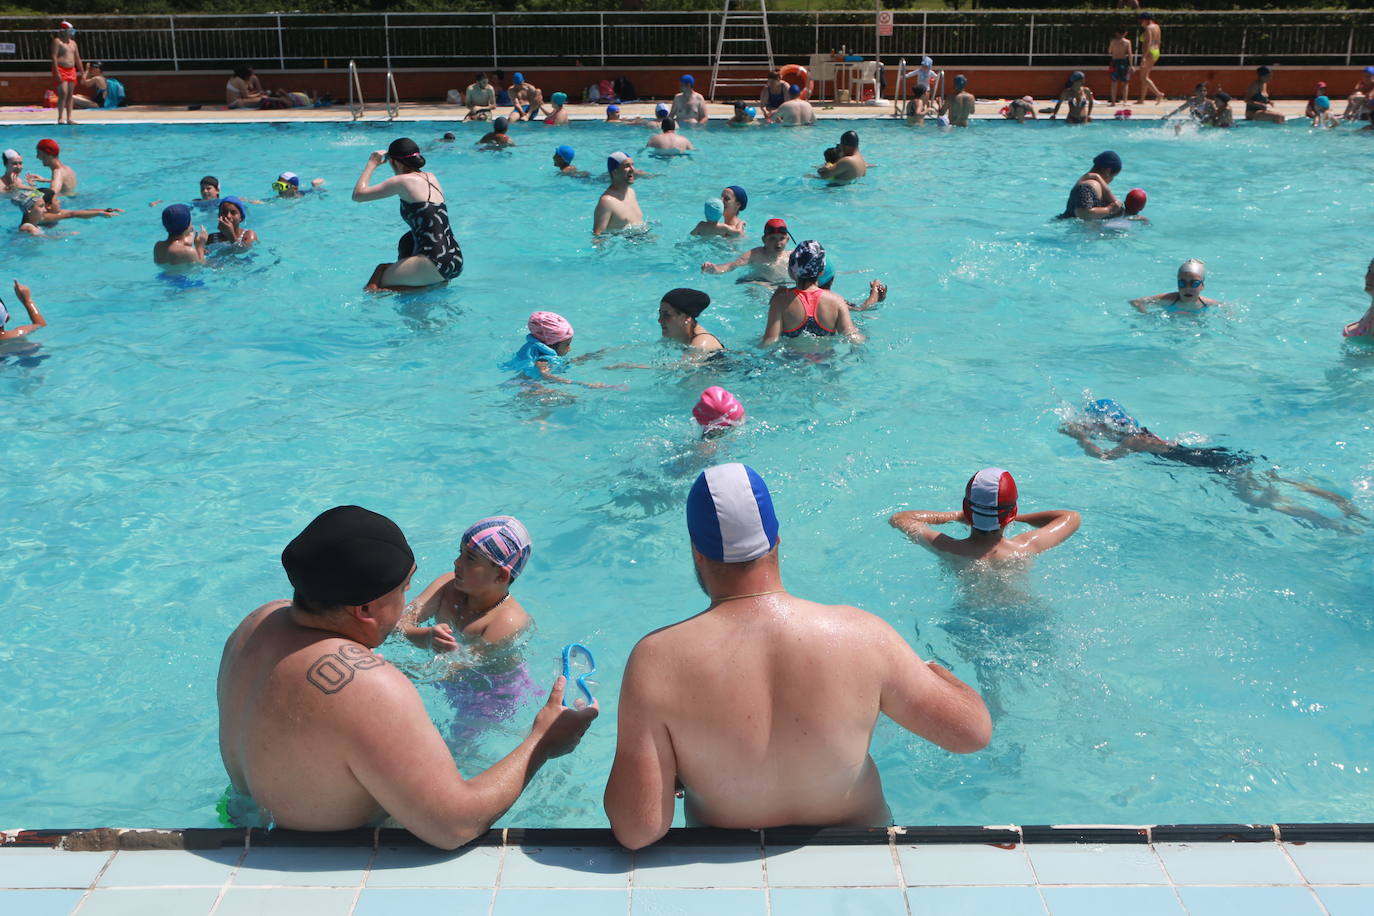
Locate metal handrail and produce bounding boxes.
[348,59,364,121]
[385,69,399,121]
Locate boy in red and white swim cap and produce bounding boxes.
[889,468,1080,563]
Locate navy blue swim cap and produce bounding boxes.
[726,185,747,211]
[513,72,525,83]
[954,74,967,89]
[161,203,192,235]
[1093,150,1123,173]
[220,196,247,222]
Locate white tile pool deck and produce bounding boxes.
[3,829,1373,915]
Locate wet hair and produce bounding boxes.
[661,117,676,131]
[823,146,841,164]
[1257,66,1271,76]
[40,188,55,205]
[912,85,927,99]
[234,64,253,79]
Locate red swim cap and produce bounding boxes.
[962,468,1018,531]
[1124,188,1147,215]
[36,138,59,156]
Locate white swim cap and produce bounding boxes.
[1,149,19,166]
[1178,258,1206,279]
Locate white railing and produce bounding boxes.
[385,70,399,121]
[0,10,1368,72]
[348,59,364,121]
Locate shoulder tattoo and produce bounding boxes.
[305,643,387,695]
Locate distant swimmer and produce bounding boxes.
[691,185,746,238]
[1057,150,1124,221]
[1342,256,1374,340]
[1131,258,1217,311]
[463,73,496,120]
[19,188,121,235]
[592,152,645,236]
[728,102,758,127]
[1061,399,1365,531]
[693,387,745,439]
[701,217,793,283]
[552,145,588,178]
[646,117,694,153]
[670,74,709,124]
[353,138,464,291]
[604,104,644,125]
[478,116,516,148]
[0,280,47,349]
[889,468,1081,563]
[545,91,569,126]
[761,240,864,345]
[603,463,991,848]
[904,85,931,124]
[205,196,257,250]
[817,130,866,183]
[771,85,816,125]
[153,203,208,265]
[943,74,976,126]
[28,138,76,196]
[272,171,325,198]
[658,287,723,353]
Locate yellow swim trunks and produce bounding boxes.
[1149,47,1160,62]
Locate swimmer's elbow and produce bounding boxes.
[609,815,669,851]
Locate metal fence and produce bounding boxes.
[1,10,1369,72]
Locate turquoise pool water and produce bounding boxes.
[1,118,1370,831]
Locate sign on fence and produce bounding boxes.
[876,11,893,38]
[0,43,16,54]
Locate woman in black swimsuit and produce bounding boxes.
[658,288,724,354]
[352,137,464,291]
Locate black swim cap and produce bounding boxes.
[840,129,860,148]
[1093,150,1123,173]
[494,116,509,132]
[661,116,677,131]
[386,137,425,169]
[281,506,414,606]
[662,288,710,318]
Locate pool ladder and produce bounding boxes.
[348,61,400,121]
[892,58,944,118]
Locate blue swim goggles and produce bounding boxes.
[561,643,597,708]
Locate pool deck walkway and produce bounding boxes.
[0,98,1322,126]
[3,824,1373,915]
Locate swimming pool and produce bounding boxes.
[1,118,1370,831]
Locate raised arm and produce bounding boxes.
[352,152,403,202]
[889,510,965,552]
[0,281,47,341]
[1008,509,1081,555]
[875,617,991,753]
[604,639,679,850]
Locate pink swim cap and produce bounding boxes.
[528,311,574,345]
[693,386,746,430]
[1124,188,1147,215]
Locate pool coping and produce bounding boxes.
[5,822,1373,852]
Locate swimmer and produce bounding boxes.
[1131,258,1217,311]
[693,185,746,238]
[604,104,643,125]
[19,189,121,235]
[693,386,745,440]
[659,288,723,353]
[205,196,257,250]
[889,468,1081,563]
[904,85,931,124]
[478,116,516,148]
[27,138,76,197]
[1342,256,1374,340]
[0,280,47,348]
[153,203,208,265]
[646,117,694,153]
[761,240,864,345]
[670,74,709,124]
[771,85,816,125]
[1057,150,1124,221]
[272,171,325,198]
[149,175,228,210]
[463,73,496,120]
[702,217,793,283]
[1,149,35,194]
[1310,94,1339,129]
[1046,71,1087,118]
[592,152,645,236]
[502,311,617,389]
[1244,66,1286,124]
[552,145,588,178]
[817,130,866,182]
[1108,27,1133,106]
[761,70,788,117]
[728,102,757,127]
[1061,399,1364,531]
[1207,90,1235,128]
[1004,95,1037,122]
[942,75,976,126]
[545,91,570,126]
[509,72,546,122]
[353,138,464,291]
[817,259,886,311]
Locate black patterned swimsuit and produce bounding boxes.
[398,175,463,280]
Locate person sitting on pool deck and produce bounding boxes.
[760,70,788,117]
[670,74,709,124]
[1131,259,1218,311]
[19,188,121,235]
[1244,66,1286,124]
[1046,71,1087,119]
[1058,150,1124,220]
[552,145,588,178]
[1342,256,1374,340]
[761,241,864,345]
[817,130,866,183]
[27,138,76,197]
[0,280,47,349]
[353,137,464,291]
[646,117,694,153]
[702,217,794,283]
[603,463,991,848]
[205,196,257,250]
[1206,91,1235,128]
[889,468,1081,563]
[508,73,545,122]
[1059,400,1365,531]
[464,73,496,121]
[478,117,516,148]
[593,152,644,236]
[217,505,597,850]
[153,203,208,264]
[942,75,976,127]
[658,287,723,353]
[771,85,816,125]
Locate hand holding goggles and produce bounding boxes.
[561,643,597,708]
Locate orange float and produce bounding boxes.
[779,64,810,100]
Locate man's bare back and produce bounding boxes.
[947,91,976,127]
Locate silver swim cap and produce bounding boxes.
[1178,258,1206,280]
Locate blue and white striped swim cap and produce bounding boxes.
[687,464,779,563]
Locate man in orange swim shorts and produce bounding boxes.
[51,20,83,125]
